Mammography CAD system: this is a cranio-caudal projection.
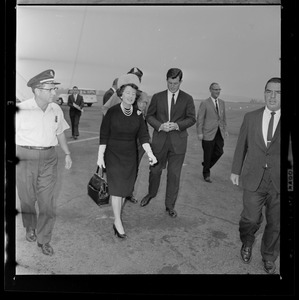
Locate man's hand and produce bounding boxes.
[168,122,179,131]
[159,122,179,132]
[159,122,171,132]
[65,154,72,169]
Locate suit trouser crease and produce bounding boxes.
[239,169,280,261]
[202,127,224,176]
[148,134,185,209]
[16,146,58,244]
[70,111,81,136]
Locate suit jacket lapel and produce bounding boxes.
[256,108,267,150]
[162,90,169,121]
[208,97,218,114]
[171,90,182,120]
[270,118,280,146]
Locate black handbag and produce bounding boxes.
[87,166,110,206]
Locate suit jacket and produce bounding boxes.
[231,107,280,192]
[196,97,227,140]
[103,88,115,105]
[68,94,84,114]
[146,90,196,154]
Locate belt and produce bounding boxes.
[20,146,54,150]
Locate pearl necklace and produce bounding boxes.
[120,103,133,116]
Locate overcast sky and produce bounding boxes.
[16,5,280,101]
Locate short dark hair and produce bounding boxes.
[73,86,78,89]
[116,83,139,98]
[265,77,281,90]
[209,82,219,90]
[166,68,183,81]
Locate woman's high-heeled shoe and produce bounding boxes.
[113,224,127,239]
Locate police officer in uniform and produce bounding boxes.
[16,69,72,256]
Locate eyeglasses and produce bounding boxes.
[212,89,221,91]
[38,87,58,92]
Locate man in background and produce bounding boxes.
[196,82,228,183]
[68,86,84,140]
[103,78,118,105]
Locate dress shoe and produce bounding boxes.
[113,224,127,239]
[37,242,54,256]
[166,207,177,218]
[204,176,212,183]
[140,195,152,207]
[240,244,252,264]
[262,259,276,274]
[126,195,138,204]
[26,228,37,242]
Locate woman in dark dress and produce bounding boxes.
[97,74,157,238]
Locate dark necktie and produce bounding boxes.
[170,93,175,120]
[215,99,219,114]
[267,111,276,147]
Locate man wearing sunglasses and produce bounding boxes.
[16,69,72,256]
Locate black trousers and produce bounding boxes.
[147,135,185,209]
[239,168,280,262]
[201,127,224,178]
[69,110,81,137]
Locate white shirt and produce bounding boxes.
[211,97,219,111]
[262,107,281,147]
[167,90,179,121]
[16,98,70,147]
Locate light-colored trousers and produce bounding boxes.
[16,146,58,245]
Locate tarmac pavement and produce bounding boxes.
[15,102,280,276]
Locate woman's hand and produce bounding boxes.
[147,151,158,166]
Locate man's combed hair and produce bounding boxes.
[265,77,280,90]
[209,82,219,90]
[166,68,183,81]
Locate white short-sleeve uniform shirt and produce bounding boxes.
[16,98,70,147]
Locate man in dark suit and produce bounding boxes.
[196,83,229,183]
[67,86,84,139]
[230,77,281,274]
[140,68,196,218]
[102,78,118,105]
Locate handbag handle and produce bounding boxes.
[96,166,105,177]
